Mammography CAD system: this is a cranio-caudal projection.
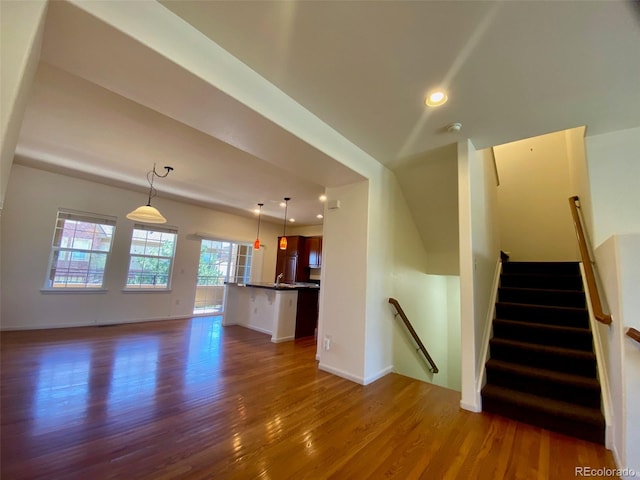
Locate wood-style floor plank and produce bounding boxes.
[1,316,619,479]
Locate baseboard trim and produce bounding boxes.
[363,366,394,385]
[318,362,365,385]
[271,335,294,343]
[0,313,196,331]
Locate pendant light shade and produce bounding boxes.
[253,203,264,249]
[279,197,290,250]
[127,164,173,224]
[126,205,167,224]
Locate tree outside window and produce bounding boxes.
[126,226,177,289]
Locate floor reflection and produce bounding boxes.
[185,316,223,388]
[33,346,91,435]
[27,317,224,437]
[107,337,159,415]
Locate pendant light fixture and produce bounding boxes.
[253,203,264,249]
[126,163,174,224]
[279,197,290,250]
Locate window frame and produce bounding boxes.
[42,209,117,291]
[124,224,178,291]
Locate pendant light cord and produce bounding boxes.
[146,163,174,205]
[256,203,263,238]
[282,198,289,237]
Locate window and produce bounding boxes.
[194,240,252,313]
[45,210,116,289]
[126,225,177,289]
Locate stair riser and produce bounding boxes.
[496,303,589,328]
[482,395,604,444]
[492,322,593,351]
[485,368,601,408]
[490,341,597,377]
[501,275,583,291]
[502,262,581,276]
[498,288,586,308]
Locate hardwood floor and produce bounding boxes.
[1,316,619,479]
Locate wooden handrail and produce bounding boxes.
[568,196,612,325]
[627,327,640,344]
[388,298,438,373]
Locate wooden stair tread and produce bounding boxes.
[496,301,587,314]
[482,384,604,426]
[489,337,595,359]
[499,286,583,294]
[485,358,600,389]
[493,318,591,334]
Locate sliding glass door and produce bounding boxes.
[193,239,252,314]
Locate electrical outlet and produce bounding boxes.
[324,335,332,351]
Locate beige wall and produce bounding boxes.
[494,130,579,261]
[1,165,282,329]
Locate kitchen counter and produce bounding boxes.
[223,283,318,342]
[240,282,320,291]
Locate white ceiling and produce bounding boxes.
[14,0,640,225]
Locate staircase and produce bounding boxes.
[481,261,605,444]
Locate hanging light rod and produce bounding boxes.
[126,164,174,224]
[279,197,290,250]
[254,203,264,250]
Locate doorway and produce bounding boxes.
[193,239,252,314]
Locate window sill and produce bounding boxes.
[40,288,108,294]
[122,288,172,293]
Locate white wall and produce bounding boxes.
[617,235,640,474]
[595,234,640,473]
[459,141,501,411]
[584,127,640,471]
[0,0,47,209]
[393,143,459,275]
[390,147,461,390]
[565,126,594,237]
[1,165,282,329]
[289,224,323,237]
[317,180,370,382]
[585,127,640,248]
[494,130,578,261]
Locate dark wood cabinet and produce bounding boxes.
[295,288,319,339]
[307,236,322,268]
[275,236,307,283]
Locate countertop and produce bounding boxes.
[227,282,320,291]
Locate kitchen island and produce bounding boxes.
[223,283,319,342]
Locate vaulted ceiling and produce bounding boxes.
[13,0,640,225]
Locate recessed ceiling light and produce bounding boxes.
[319,194,327,202]
[425,89,448,107]
[279,202,286,208]
[316,214,324,219]
[289,218,295,223]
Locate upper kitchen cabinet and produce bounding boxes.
[307,236,322,268]
[275,236,308,283]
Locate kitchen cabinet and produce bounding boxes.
[295,288,319,338]
[275,236,307,283]
[307,236,323,268]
